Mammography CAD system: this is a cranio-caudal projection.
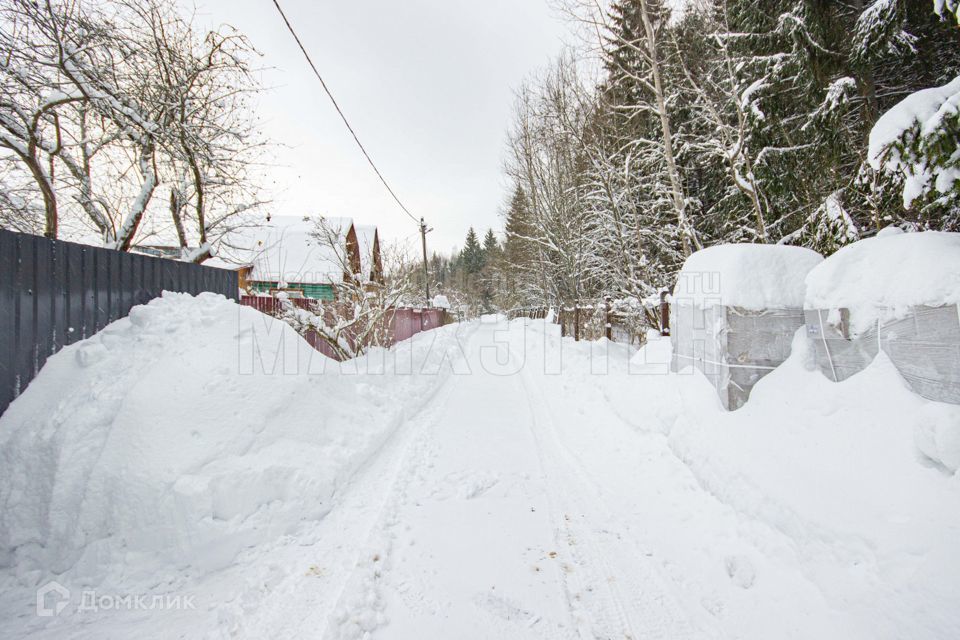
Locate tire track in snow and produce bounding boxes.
[320,420,435,640]
[515,349,715,640]
[228,361,461,639]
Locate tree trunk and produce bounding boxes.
[638,0,696,255]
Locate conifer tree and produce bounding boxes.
[461,227,484,275]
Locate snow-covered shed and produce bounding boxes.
[804,228,960,403]
[242,216,383,300]
[671,244,824,410]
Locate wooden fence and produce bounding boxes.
[238,296,450,361]
[0,229,239,417]
[508,293,670,347]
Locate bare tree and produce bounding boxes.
[505,54,594,309]
[0,0,265,259]
[276,218,417,361]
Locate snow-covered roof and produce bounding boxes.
[355,224,379,281]
[673,244,823,309]
[245,216,352,284]
[805,228,960,333]
[199,256,250,271]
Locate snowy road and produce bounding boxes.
[351,322,710,638]
[243,319,713,639]
[4,302,958,639]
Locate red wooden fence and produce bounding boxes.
[238,296,448,360]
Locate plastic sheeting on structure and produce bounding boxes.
[671,304,804,410]
[805,304,960,404]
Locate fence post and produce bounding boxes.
[660,290,670,337]
[574,305,580,342]
[604,296,612,341]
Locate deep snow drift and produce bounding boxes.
[510,319,960,639]
[0,293,469,617]
[0,295,958,639]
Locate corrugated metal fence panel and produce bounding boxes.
[236,297,451,362]
[0,232,16,415]
[0,229,239,417]
[420,309,442,332]
[393,309,417,343]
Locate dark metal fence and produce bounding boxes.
[0,229,239,417]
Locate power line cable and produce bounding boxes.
[269,0,419,225]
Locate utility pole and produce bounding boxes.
[420,217,432,304]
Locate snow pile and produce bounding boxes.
[805,229,960,334]
[673,244,823,309]
[0,292,465,591]
[431,294,450,309]
[520,318,960,637]
[666,331,960,635]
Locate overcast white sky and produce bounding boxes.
[192,0,570,254]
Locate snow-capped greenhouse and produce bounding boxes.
[671,244,824,410]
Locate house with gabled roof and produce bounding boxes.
[354,224,383,286]
[240,215,383,300]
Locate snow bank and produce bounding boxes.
[524,317,960,637]
[804,229,960,334]
[673,244,823,309]
[666,331,960,636]
[0,292,465,590]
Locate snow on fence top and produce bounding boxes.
[805,228,960,335]
[673,244,823,310]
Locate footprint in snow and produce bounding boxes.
[724,554,756,589]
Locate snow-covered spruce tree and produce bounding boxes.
[867,2,960,229]
[457,226,493,312]
[476,228,500,312]
[690,0,960,246]
[495,184,541,310]
[461,227,484,275]
[597,0,699,256]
